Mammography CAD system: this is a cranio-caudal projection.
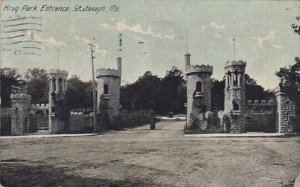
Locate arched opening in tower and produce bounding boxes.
[52,78,57,92]
[196,81,202,92]
[227,71,231,88]
[233,72,238,87]
[59,78,62,92]
[232,100,239,110]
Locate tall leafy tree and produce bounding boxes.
[276,57,300,105]
[65,75,93,110]
[244,74,274,101]
[65,75,86,109]
[1,68,24,107]
[25,68,48,104]
[134,71,162,111]
[121,68,186,114]
[161,66,186,114]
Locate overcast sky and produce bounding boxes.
[1,0,299,89]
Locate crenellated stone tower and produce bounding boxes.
[48,69,68,134]
[185,52,213,128]
[96,57,122,125]
[224,60,246,133]
[10,93,31,135]
[96,34,123,128]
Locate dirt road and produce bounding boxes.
[0,121,299,187]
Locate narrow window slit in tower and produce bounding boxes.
[104,84,109,94]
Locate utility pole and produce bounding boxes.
[89,43,97,133]
[233,38,236,60]
[186,30,189,53]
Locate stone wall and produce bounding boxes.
[29,114,48,132]
[245,100,276,132]
[119,110,155,129]
[97,110,155,131]
[69,112,84,132]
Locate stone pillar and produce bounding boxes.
[10,93,31,135]
[228,74,230,88]
[225,74,228,89]
[55,78,59,93]
[231,72,234,88]
[275,89,296,134]
[237,73,241,87]
[241,73,243,87]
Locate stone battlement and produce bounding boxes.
[186,65,213,75]
[10,93,31,100]
[225,60,246,68]
[30,104,49,110]
[247,99,276,106]
[96,68,120,78]
[48,69,68,79]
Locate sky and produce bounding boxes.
[1,0,299,89]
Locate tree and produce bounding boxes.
[120,68,187,114]
[25,68,47,80]
[276,57,300,105]
[83,80,94,109]
[291,17,300,36]
[1,68,24,107]
[25,68,48,104]
[65,75,93,110]
[244,74,274,101]
[161,66,186,114]
[134,71,162,112]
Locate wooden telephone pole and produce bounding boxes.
[89,43,97,133]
